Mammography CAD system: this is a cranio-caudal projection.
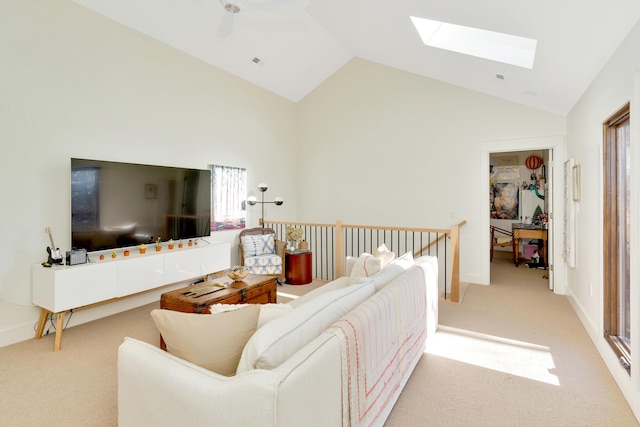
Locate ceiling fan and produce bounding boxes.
[216,0,310,37]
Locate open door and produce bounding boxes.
[482,136,565,294]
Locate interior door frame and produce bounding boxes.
[481,136,566,295]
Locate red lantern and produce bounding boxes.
[525,155,543,171]
[525,155,543,180]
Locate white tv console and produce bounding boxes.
[32,240,230,351]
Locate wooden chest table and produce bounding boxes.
[160,273,277,314]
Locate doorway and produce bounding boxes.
[481,136,566,295]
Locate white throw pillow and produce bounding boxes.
[286,276,352,308]
[210,303,293,328]
[236,280,375,373]
[241,234,275,257]
[373,243,396,268]
[349,253,382,284]
[151,306,259,376]
[389,251,414,269]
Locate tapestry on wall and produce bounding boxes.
[210,164,247,231]
[563,158,576,268]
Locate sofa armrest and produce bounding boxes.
[118,333,344,427]
[118,338,278,427]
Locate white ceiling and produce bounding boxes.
[73,0,640,115]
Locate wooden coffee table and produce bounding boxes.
[159,273,278,349]
[160,273,277,314]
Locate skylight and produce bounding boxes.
[410,16,537,69]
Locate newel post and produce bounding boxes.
[449,221,465,303]
[335,221,344,278]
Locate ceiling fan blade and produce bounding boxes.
[216,12,235,37]
[239,0,309,12]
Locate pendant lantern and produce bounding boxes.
[525,155,543,180]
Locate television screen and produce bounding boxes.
[71,158,211,252]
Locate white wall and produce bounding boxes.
[297,59,565,285]
[0,0,299,346]
[566,19,640,420]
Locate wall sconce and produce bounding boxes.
[244,183,283,226]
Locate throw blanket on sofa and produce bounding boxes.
[329,265,429,427]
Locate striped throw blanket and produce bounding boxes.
[328,264,429,427]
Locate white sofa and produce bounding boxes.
[118,254,439,427]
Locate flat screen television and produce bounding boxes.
[71,158,211,252]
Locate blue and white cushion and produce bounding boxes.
[241,234,275,257]
[244,254,282,275]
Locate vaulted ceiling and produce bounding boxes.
[73,0,640,115]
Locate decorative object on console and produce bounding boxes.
[245,183,283,227]
[139,244,146,254]
[65,248,87,265]
[45,227,63,265]
[168,239,175,250]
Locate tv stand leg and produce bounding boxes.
[34,308,50,340]
[54,311,66,352]
[34,308,67,352]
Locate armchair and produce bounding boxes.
[239,227,286,283]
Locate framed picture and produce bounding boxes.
[144,183,157,199]
[491,183,519,219]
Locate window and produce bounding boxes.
[603,103,631,372]
[209,164,247,231]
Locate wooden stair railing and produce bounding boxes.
[263,219,467,303]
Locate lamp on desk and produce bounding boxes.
[245,183,283,227]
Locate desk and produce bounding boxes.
[512,224,547,267]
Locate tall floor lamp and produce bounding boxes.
[246,183,283,227]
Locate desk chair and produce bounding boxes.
[490,225,515,263]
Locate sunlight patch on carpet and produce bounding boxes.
[277,291,299,300]
[426,325,559,386]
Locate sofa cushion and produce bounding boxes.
[286,276,351,308]
[241,233,275,257]
[210,303,293,328]
[353,251,416,291]
[236,280,375,373]
[373,243,396,267]
[349,253,382,284]
[150,305,259,376]
[389,250,414,269]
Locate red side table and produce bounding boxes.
[285,250,312,285]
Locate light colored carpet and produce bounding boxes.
[0,259,637,426]
[386,252,638,426]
